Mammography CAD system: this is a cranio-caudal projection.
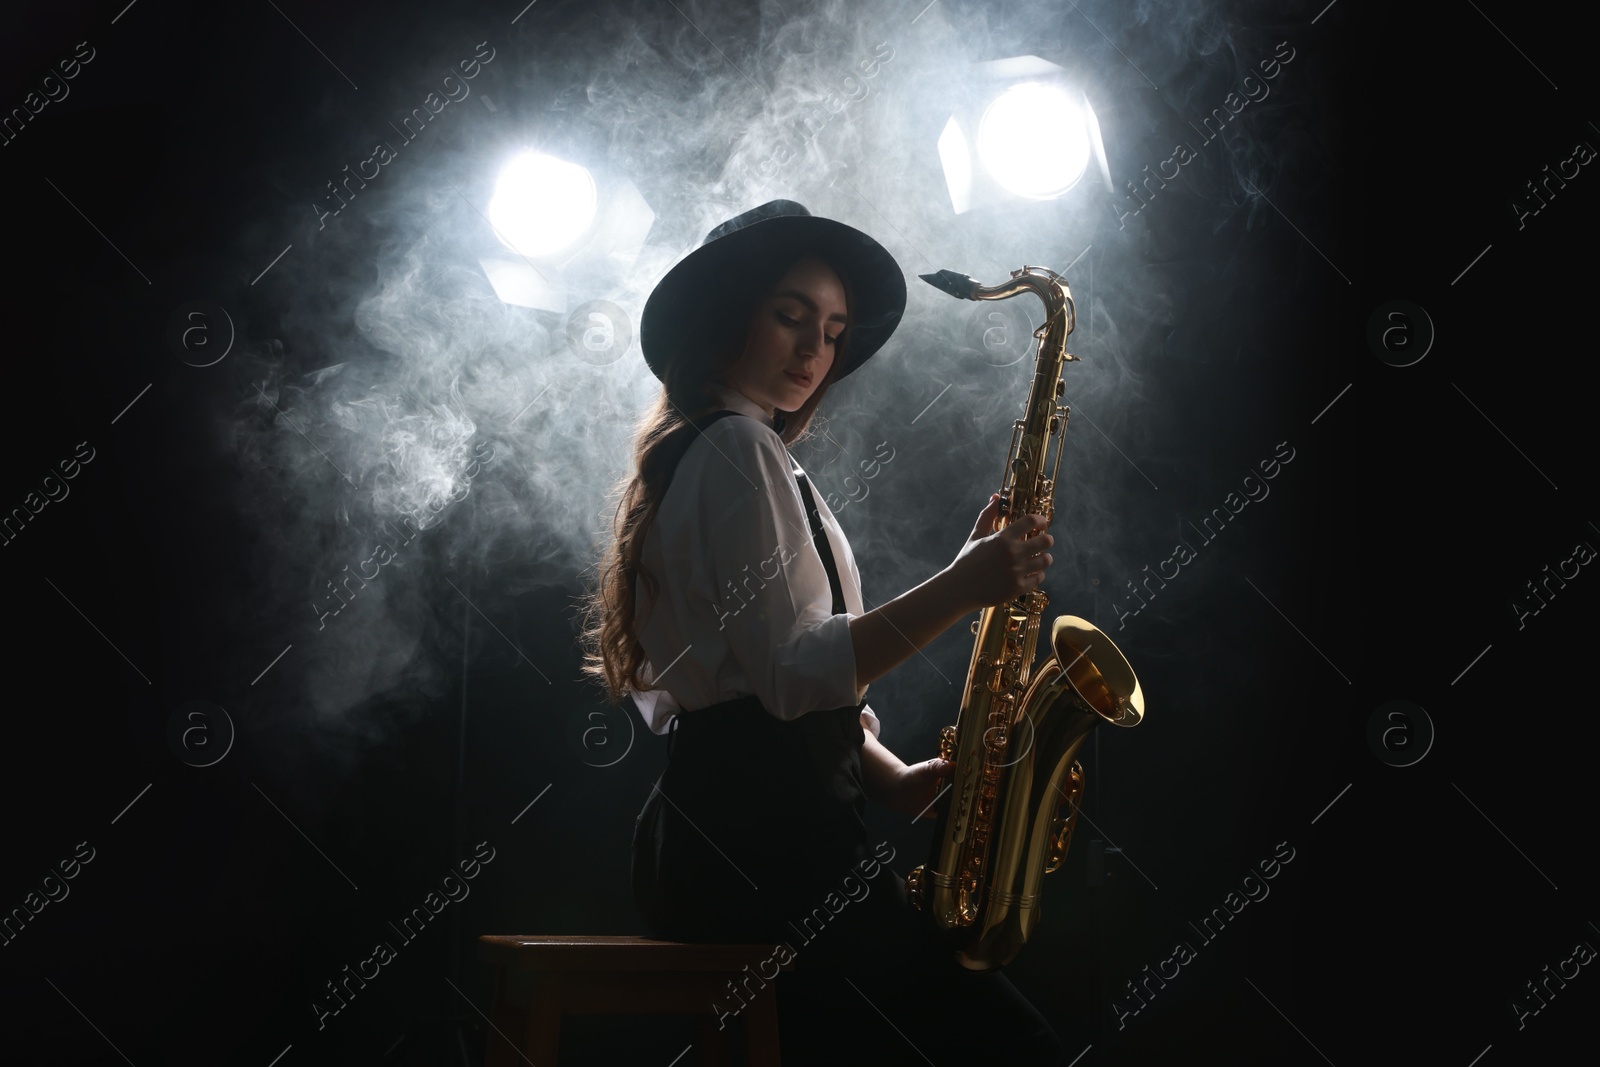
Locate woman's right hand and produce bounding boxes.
[944,493,1054,612]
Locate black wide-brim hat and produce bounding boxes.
[640,200,906,384]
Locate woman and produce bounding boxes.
[579,201,1066,1066]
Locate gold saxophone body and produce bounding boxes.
[905,265,1145,971]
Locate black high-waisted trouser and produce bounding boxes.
[631,405,1065,1063]
[630,694,1068,1067]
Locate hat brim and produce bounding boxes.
[640,214,906,385]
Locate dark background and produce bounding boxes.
[1,1,1593,1064]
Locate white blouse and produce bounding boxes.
[628,384,882,742]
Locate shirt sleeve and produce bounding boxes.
[694,419,866,721]
[627,658,682,736]
[860,704,882,740]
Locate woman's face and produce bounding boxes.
[720,256,847,418]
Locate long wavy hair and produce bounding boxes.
[577,249,858,706]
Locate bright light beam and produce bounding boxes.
[977,82,1091,200]
[486,151,598,258]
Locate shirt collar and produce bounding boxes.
[711,383,780,430]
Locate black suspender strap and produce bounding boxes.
[791,458,847,617]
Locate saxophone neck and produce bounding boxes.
[918,267,1073,333]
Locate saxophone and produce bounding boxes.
[905,265,1145,971]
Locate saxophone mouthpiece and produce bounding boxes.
[918,269,981,300]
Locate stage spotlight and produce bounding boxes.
[978,82,1090,200]
[486,151,598,258]
[937,119,974,215]
[935,55,1112,215]
[477,151,655,315]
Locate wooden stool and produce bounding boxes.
[478,934,794,1066]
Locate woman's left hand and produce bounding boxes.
[886,757,954,820]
